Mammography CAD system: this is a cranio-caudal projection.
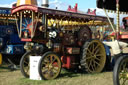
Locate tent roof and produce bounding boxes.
[97,0,128,12]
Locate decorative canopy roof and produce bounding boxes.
[11,5,114,23]
[97,0,128,12]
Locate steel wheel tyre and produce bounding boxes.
[20,51,37,78]
[113,55,128,85]
[38,51,61,80]
[80,39,106,73]
[0,53,2,66]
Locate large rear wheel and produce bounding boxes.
[113,55,128,85]
[38,51,61,80]
[80,39,106,73]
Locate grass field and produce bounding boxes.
[0,65,114,85]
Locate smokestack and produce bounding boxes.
[41,0,49,8]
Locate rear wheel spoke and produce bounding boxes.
[95,48,100,55]
[94,60,100,67]
[95,57,101,61]
[94,44,100,52]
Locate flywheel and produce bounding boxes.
[78,25,92,45]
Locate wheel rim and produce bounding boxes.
[0,53,2,65]
[22,52,36,77]
[23,55,30,77]
[40,53,61,80]
[118,58,128,85]
[85,40,106,73]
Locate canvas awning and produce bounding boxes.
[97,0,128,12]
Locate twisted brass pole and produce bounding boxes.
[116,0,120,39]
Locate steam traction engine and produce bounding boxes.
[11,1,113,80]
[0,7,25,66]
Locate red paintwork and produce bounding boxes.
[110,32,116,36]
[61,56,75,69]
[53,62,58,67]
[11,5,38,14]
[87,9,96,15]
[119,35,128,39]
[67,3,78,12]
[109,32,128,39]
[21,38,32,41]
[67,4,96,16]
[67,48,72,54]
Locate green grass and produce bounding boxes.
[0,65,114,85]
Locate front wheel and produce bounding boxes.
[20,51,37,78]
[38,51,61,80]
[113,55,128,85]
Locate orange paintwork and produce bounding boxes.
[17,0,37,6]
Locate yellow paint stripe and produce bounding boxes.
[25,0,31,5]
[17,0,20,6]
[0,53,2,65]
[17,0,37,6]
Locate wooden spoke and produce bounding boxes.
[94,60,100,67]
[94,48,100,55]
[94,44,100,52]
[95,57,101,61]
[87,49,92,55]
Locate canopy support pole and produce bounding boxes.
[103,8,116,33]
[116,0,120,40]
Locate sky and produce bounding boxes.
[0,0,127,24]
[0,0,96,10]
